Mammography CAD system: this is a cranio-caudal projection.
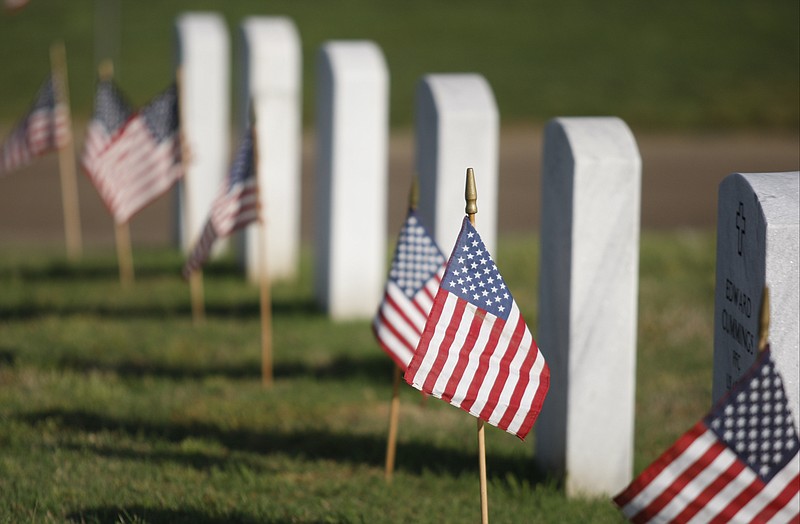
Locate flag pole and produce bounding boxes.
[50,41,83,261]
[175,67,205,324]
[466,167,489,524]
[384,177,421,483]
[99,60,134,287]
[250,111,273,387]
[385,364,402,482]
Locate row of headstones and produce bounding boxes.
[173,13,498,303]
[175,13,800,497]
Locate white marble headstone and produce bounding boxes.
[236,16,302,283]
[415,73,499,255]
[713,172,799,433]
[535,117,641,497]
[174,12,230,254]
[314,41,388,319]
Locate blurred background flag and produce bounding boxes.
[614,348,799,523]
[373,210,446,370]
[182,129,258,278]
[404,216,550,440]
[3,0,29,13]
[0,75,68,176]
[81,80,181,224]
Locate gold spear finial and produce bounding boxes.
[465,167,477,225]
[758,286,770,352]
[409,176,419,211]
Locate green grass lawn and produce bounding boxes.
[0,231,716,523]
[0,1,797,130]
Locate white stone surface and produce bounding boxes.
[534,117,641,497]
[236,16,302,282]
[713,172,800,433]
[314,41,388,319]
[415,74,499,255]
[174,12,230,253]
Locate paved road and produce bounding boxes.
[0,126,797,249]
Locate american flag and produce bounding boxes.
[404,217,550,440]
[614,348,799,523]
[81,80,182,224]
[3,0,30,12]
[1,75,69,176]
[373,210,446,370]
[182,129,259,278]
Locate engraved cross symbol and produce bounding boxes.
[736,201,746,256]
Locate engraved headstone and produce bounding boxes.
[713,172,799,433]
[415,73,499,255]
[535,117,641,497]
[237,16,302,282]
[174,12,230,253]
[314,41,389,319]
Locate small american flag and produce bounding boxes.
[81,80,182,224]
[3,0,30,13]
[614,348,799,523]
[404,217,550,440]
[182,129,259,278]
[373,210,446,370]
[1,75,69,176]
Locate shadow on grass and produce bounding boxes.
[0,257,245,282]
[0,347,15,367]
[1,261,176,282]
[66,506,269,524]
[0,296,321,321]
[54,353,392,384]
[55,355,262,380]
[19,409,549,486]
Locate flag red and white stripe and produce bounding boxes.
[373,211,446,369]
[82,81,181,224]
[1,75,69,176]
[182,129,259,277]
[614,348,799,523]
[404,217,550,440]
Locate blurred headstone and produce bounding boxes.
[314,41,389,319]
[415,73,499,255]
[713,171,799,433]
[174,12,230,253]
[237,16,302,282]
[535,117,641,497]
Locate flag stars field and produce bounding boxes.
[445,225,512,321]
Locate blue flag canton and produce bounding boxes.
[706,352,799,483]
[388,212,445,298]
[141,84,178,144]
[227,130,255,189]
[31,76,56,112]
[94,79,132,135]
[443,217,513,320]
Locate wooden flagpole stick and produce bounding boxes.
[189,270,205,325]
[385,364,402,482]
[259,218,274,387]
[98,60,134,287]
[50,41,82,261]
[384,178,421,482]
[115,220,134,286]
[175,67,205,324]
[250,115,273,387]
[466,167,489,524]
